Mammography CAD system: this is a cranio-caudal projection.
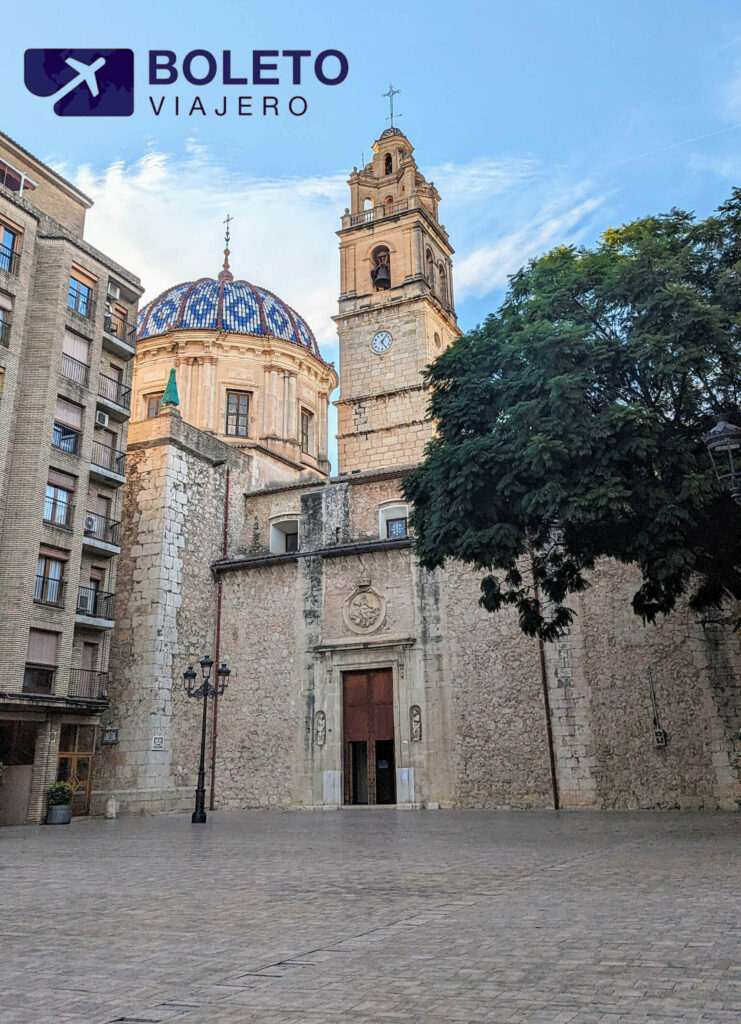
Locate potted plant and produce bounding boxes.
[45,781,73,825]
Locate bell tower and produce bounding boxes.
[334,127,461,474]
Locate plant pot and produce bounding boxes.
[45,803,72,825]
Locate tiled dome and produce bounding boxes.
[137,273,320,357]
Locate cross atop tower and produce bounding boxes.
[382,83,402,129]
[220,213,234,279]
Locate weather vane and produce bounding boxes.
[382,84,402,129]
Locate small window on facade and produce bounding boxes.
[146,393,163,419]
[34,548,67,606]
[0,291,12,346]
[45,468,76,529]
[0,367,4,396]
[270,518,300,554]
[24,629,59,695]
[300,409,313,455]
[379,504,410,540]
[386,517,408,539]
[0,225,17,273]
[68,275,92,317]
[226,390,250,436]
[61,331,90,386]
[53,397,83,455]
[384,154,392,175]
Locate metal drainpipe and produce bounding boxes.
[209,464,230,811]
[533,579,560,811]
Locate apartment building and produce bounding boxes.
[0,131,142,825]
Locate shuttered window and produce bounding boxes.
[26,629,59,666]
[55,397,83,429]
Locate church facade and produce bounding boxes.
[92,128,740,815]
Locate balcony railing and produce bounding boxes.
[67,292,96,321]
[0,242,19,275]
[83,509,120,546]
[23,664,56,695]
[0,316,10,348]
[52,422,82,456]
[33,574,66,608]
[43,496,74,530]
[61,352,90,388]
[91,439,126,476]
[348,198,410,227]
[68,668,108,701]
[98,373,131,409]
[103,310,136,344]
[76,585,114,620]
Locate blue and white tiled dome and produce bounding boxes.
[137,271,320,357]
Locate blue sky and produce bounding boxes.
[3,0,741,465]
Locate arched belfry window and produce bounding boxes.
[384,154,392,175]
[438,264,448,305]
[383,195,394,214]
[426,249,434,291]
[371,246,391,291]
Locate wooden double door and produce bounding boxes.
[343,668,396,805]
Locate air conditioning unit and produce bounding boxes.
[95,411,109,429]
[107,282,121,301]
[83,514,98,536]
[76,592,91,614]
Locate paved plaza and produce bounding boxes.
[0,810,738,1024]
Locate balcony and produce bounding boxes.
[75,585,115,627]
[23,664,56,695]
[97,372,131,419]
[0,242,19,276]
[52,421,82,457]
[68,668,108,702]
[60,352,90,388]
[347,197,411,227]
[82,509,121,555]
[43,496,74,531]
[33,574,66,609]
[103,309,136,359]
[90,439,126,485]
[0,316,10,348]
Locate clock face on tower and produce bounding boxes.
[371,330,393,355]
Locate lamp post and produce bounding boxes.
[183,655,231,823]
[703,418,741,506]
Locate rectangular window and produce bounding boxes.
[0,290,10,345]
[146,393,163,419]
[24,629,58,695]
[61,331,90,386]
[55,397,83,429]
[226,390,250,436]
[0,225,17,273]
[284,532,299,553]
[53,397,83,455]
[44,480,74,528]
[68,275,92,317]
[300,409,313,455]
[386,517,408,539]
[34,551,66,606]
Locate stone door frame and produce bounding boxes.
[311,636,420,809]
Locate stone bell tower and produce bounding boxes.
[334,127,461,474]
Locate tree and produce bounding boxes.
[403,191,741,641]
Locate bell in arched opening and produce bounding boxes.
[371,247,391,290]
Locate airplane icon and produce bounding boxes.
[24,48,134,117]
[53,56,107,103]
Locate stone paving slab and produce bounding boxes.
[0,810,738,1023]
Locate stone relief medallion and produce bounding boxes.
[343,573,387,635]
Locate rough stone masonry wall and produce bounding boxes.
[92,411,254,815]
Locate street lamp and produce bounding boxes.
[183,655,231,823]
[703,418,741,506]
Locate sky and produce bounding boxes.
[2,0,741,466]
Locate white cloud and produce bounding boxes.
[454,191,606,299]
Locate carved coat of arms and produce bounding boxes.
[343,571,387,635]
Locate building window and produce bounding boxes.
[379,504,410,540]
[385,154,393,175]
[300,409,313,455]
[34,550,67,607]
[24,629,58,695]
[61,331,90,387]
[0,158,36,197]
[146,393,163,419]
[44,468,76,529]
[0,225,17,274]
[68,275,92,317]
[270,518,300,554]
[226,390,250,436]
[53,397,83,456]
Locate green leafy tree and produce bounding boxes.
[403,191,741,640]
